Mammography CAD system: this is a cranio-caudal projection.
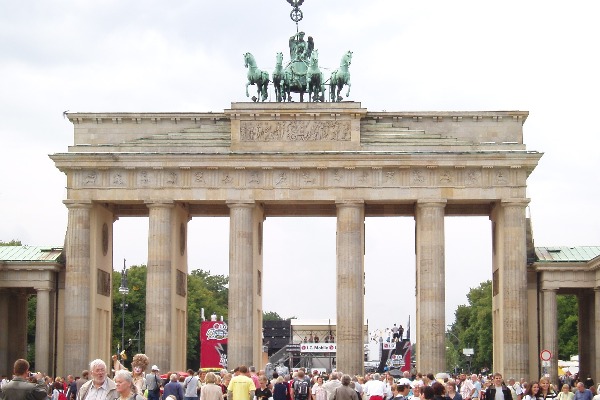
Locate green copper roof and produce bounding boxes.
[535,246,600,262]
[0,246,63,262]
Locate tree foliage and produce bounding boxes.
[0,239,22,246]
[448,281,579,372]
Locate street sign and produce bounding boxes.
[542,360,551,367]
[540,349,552,361]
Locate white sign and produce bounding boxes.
[300,343,337,353]
[542,360,551,367]
[540,349,552,361]
[383,343,397,350]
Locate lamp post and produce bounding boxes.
[118,259,129,361]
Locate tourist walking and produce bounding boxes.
[76,359,117,400]
[200,373,225,400]
[114,370,145,400]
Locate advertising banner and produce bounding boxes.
[200,321,228,369]
[300,343,337,353]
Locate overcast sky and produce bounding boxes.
[1,0,599,339]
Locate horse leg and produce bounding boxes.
[345,80,351,98]
[246,81,251,98]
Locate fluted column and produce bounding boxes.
[499,199,529,379]
[0,290,10,376]
[7,290,29,366]
[542,288,558,384]
[227,201,256,368]
[594,288,600,382]
[35,288,52,374]
[415,199,446,374]
[63,200,92,374]
[336,201,365,375]
[146,201,174,370]
[578,291,592,379]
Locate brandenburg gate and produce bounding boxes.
[51,102,541,377]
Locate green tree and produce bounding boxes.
[0,239,22,246]
[557,295,578,360]
[263,311,284,321]
[447,280,493,373]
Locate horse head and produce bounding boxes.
[244,52,254,68]
[276,52,283,66]
[310,49,319,67]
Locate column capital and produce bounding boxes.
[33,287,53,292]
[416,199,447,207]
[335,200,365,207]
[145,201,175,209]
[500,198,530,208]
[594,287,600,293]
[541,288,558,293]
[63,200,93,209]
[226,201,256,209]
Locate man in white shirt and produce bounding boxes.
[76,359,117,400]
[364,374,390,400]
[323,372,343,400]
[460,375,474,400]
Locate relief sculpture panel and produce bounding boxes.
[240,120,351,142]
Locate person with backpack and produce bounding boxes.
[52,381,68,400]
[293,370,311,400]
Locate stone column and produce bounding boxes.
[0,290,9,376]
[415,199,446,374]
[7,290,29,365]
[542,288,558,384]
[578,291,592,379]
[227,201,256,368]
[63,200,92,374]
[35,288,52,374]
[336,201,365,375]
[595,288,600,381]
[146,202,174,371]
[499,199,529,379]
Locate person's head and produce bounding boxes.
[112,354,118,361]
[170,374,178,382]
[413,385,421,397]
[577,382,586,392]
[421,385,434,400]
[115,370,136,395]
[493,373,503,387]
[562,384,571,393]
[259,376,268,386]
[297,370,305,379]
[81,370,89,379]
[341,374,352,387]
[471,374,478,381]
[432,382,445,397]
[206,372,217,384]
[187,369,194,375]
[151,365,160,373]
[426,374,435,383]
[277,376,284,384]
[238,365,248,375]
[539,377,551,393]
[89,359,107,385]
[13,359,30,377]
[53,381,63,391]
[527,382,540,396]
[372,373,381,381]
[250,366,257,374]
[68,375,75,382]
[446,381,457,394]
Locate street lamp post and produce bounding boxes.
[119,259,130,361]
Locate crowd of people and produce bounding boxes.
[2,357,600,400]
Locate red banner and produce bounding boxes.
[200,321,228,369]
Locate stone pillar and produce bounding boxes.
[542,289,558,384]
[0,290,9,376]
[578,291,592,379]
[7,290,29,366]
[336,201,365,375]
[594,288,600,382]
[498,199,529,379]
[146,202,174,371]
[227,201,256,368]
[415,199,446,374]
[63,201,92,374]
[35,288,52,374]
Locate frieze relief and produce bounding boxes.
[240,120,351,142]
[74,167,517,190]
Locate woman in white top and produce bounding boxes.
[312,376,327,400]
[557,385,574,400]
